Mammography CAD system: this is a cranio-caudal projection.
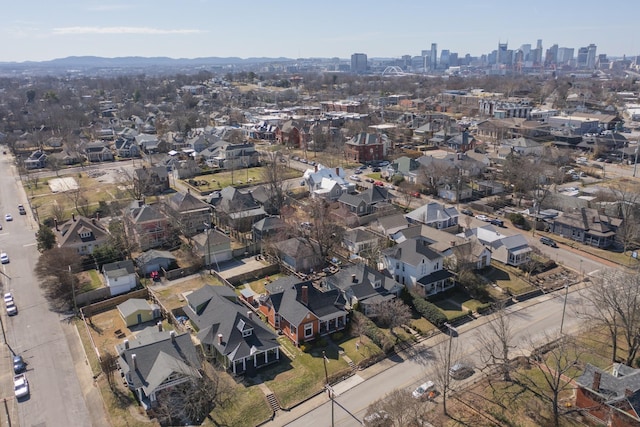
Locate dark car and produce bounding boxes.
[461,209,474,216]
[18,204,26,215]
[371,167,381,172]
[540,236,558,248]
[13,355,26,374]
[490,219,505,227]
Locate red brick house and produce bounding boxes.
[275,120,310,148]
[344,132,388,163]
[258,276,347,346]
[575,363,640,427]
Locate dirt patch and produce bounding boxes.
[48,177,79,192]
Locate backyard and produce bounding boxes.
[180,166,302,194]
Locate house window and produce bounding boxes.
[373,280,381,289]
[242,329,253,337]
[274,314,280,327]
[290,325,297,335]
[304,323,314,338]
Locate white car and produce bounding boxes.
[475,214,490,222]
[4,214,12,221]
[412,381,435,399]
[0,252,8,264]
[13,374,29,398]
[4,292,13,304]
[349,175,361,182]
[6,301,17,316]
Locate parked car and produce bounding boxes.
[540,236,558,248]
[490,219,505,227]
[412,381,435,399]
[6,301,17,316]
[18,204,26,215]
[353,169,363,174]
[349,175,361,182]
[4,292,13,304]
[4,214,12,221]
[461,209,473,216]
[475,214,490,222]
[379,161,390,167]
[371,167,381,172]
[13,374,29,399]
[13,355,26,374]
[411,191,421,198]
[1,252,9,264]
[374,181,384,187]
[449,362,474,380]
[365,178,375,183]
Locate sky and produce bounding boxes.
[2,0,639,62]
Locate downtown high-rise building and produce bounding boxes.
[430,43,437,70]
[350,53,368,73]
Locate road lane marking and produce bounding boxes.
[24,243,37,247]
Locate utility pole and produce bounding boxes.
[559,283,569,335]
[69,265,78,315]
[322,351,334,427]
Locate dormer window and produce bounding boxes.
[237,319,253,337]
[79,230,92,239]
[373,280,381,289]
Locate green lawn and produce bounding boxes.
[335,335,383,366]
[244,273,288,294]
[209,384,272,427]
[180,166,302,193]
[263,337,350,409]
[483,264,535,295]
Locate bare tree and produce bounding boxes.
[431,331,461,416]
[475,302,516,382]
[611,181,640,253]
[369,298,412,336]
[64,187,91,217]
[34,247,83,310]
[99,351,119,389]
[579,268,640,365]
[518,334,584,427]
[307,198,344,258]
[364,388,435,427]
[259,151,289,214]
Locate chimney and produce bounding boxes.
[170,330,176,342]
[131,354,137,370]
[351,274,357,283]
[247,311,253,320]
[54,218,59,231]
[314,165,318,173]
[335,167,339,176]
[96,212,100,221]
[72,213,76,222]
[451,241,456,247]
[592,371,601,391]
[217,333,223,345]
[124,339,129,349]
[625,388,634,398]
[92,218,95,225]
[301,285,308,305]
[157,321,163,332]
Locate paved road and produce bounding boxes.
[0,150,94,427]
[284,285,586,427]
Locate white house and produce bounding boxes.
[103,260,138,296]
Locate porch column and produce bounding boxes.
[276,347,280,360]
[265,351,268,364]
[232,360,236,375]
[254,354,257,367]
[242,358,246,371]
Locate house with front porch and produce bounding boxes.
[550,207,621,249]
[338,186,392,217]
[56,214,110,256]
[123,201,170,251]
[405,202,459,230]
[459,225,531,267]
[382,236,454,295]
[183,285,280,375]
[259,276,348,345]
[163,191,211,237]
[115,329,201,410]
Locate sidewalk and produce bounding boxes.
[263,282,587,426]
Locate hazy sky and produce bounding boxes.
[2,0,638,62]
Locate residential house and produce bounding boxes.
[437,182,473,203]
[259,276,347,345]
[575,363,640,427]
[208,142,259,170]
[210,186,267,232]
[324,264,403,316]
[103,260,138,296]
[445,131,475,152]
[373,213,410,238]
[134,165,170,196]
[83,141,114,162]
[192,229,233,267]
[272,237,324,274]
[459,225,531,266]
[344,132,388,163]
[250,185,280,215]
[342,226,381,258]
[124,201,170,251]
[382,236,454,295]
[382,156,421,183]
[275,120,309,148]
[163,191,211,237]
[135,134,161,154]
[405,202,459,230]
[303,165,353,198]
[338,186,392,217]
[252,216,287,242]
[114,137,140,158]
[24,149,47,169]
[55,214,110,255]
[551,207,622,248]
[117,298,161,327]
[171,157,201,180]
[116,330,201,409]
[499,137,544,156]
[183,285,280,375]
[135,250,176,275]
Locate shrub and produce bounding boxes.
[409,294,447,327]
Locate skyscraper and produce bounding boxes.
[440,49,450,68]
[430,43,437,70]
[350,53,368,73]
[497,42,508,65]
[586,44,597,69]
[536,39,543,64]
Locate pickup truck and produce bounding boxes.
[14,373,29,398]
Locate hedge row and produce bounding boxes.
[409,293,447,327]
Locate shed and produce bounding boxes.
[117,298,161,327]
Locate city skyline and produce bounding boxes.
[2,0,638,63]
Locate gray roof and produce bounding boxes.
[116,331,200,396]
[343,227,378,245]
[383,237,443,266]
[117,298,155,318]
[183,286,279,363]
[103,260,136,279]
[577,363,640,415]
[376,213,410,234]
[167,191,211,213]
[136,249,176,265]
[266,277,346,326]
[405,202,459,225]
[324,264,403,299]
[129,204,166,224]
[253,216,286,233]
